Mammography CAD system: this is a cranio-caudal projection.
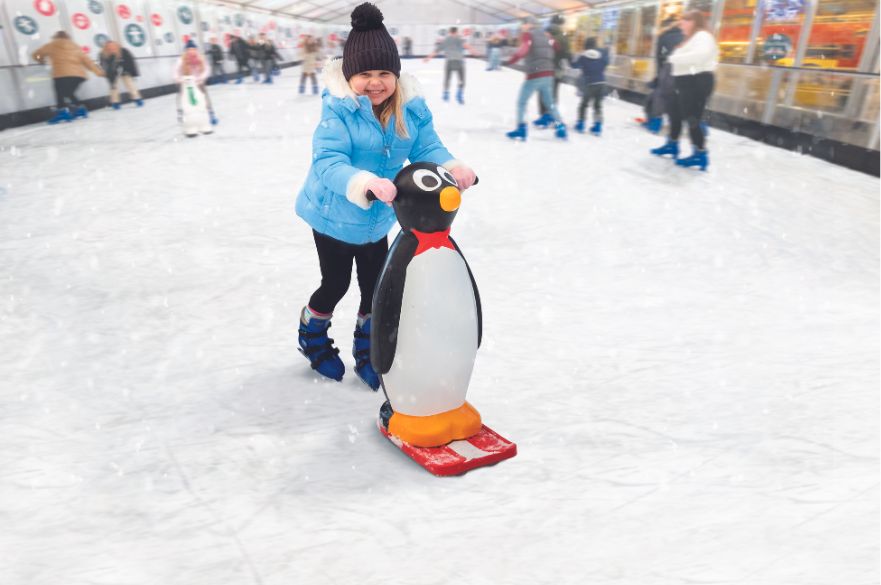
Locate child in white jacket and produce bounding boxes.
[650,10,718,170]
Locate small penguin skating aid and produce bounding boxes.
[179,76,213,137]
[369,163,516,476]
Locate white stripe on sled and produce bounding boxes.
[447,439,490,461]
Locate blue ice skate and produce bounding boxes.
[47,108,72,124]
[353,316,380,391]
[135,99,144,107]
[298,310,345,382]
[555,122,567,140]
[532,113,554,129]
[574,120,585,133]
[506,123,527,141]
[456,87,464,104]
[442,89,449,102]
[650,140,679,158]
[589,121,602,136]
[73,105,88,119]
[643,117,662,134]
[675,149,709,171]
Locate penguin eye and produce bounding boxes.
[437,166,457,186]
[413,169,442,191]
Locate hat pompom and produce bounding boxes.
[351,2,384,32]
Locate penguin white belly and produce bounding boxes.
[383,247,478,417]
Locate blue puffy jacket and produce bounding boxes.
[570,47,609,86]
[296,59,457,245]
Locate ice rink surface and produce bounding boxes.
[1,60,878,585]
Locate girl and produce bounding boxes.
[298,34,322,95]
[174,40,218,126]
[100,40,143,110]
[650,10,718,170]
[295,2,476,390]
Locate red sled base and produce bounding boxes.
[377,418,517,476]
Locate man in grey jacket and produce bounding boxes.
[504,17,567,141]
[424,27,473,104]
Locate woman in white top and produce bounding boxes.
[650,10,718,170]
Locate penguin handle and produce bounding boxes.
[366,176,478,201]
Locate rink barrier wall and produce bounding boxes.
[0,60,299,130]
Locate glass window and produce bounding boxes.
[616,8,636,54]
[804,0,877,70]
[573,12,602,54]
[636,5,658,56]
[718,0,759,63]
[757,0,808,65]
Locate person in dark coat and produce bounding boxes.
[99,40,142,110]
[229,35,251,84]
[642,16,684,133]
[206,37,227,84]
[534,14,571,127]
[570,37,608,135]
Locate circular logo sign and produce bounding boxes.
[34,0,56,17]
[94,33,109,47]
[151,13,162,27]
[763,32,793,61]
[124,23,146,47]
[117,5,130,19]
[88,0,103,14]
[72,13,91,30]
[164,32,174,43]
[177,6,193,24]
[14,15,38,35]
[234,14,244,27]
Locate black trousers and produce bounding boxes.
[669,72,714,150]
[308,230,389,316]
[538,76,561,115]
[444,60,465,91]
[577,83,605,122]
[210,61,225,82]
[53,76,85,109]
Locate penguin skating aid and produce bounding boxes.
[369,163,516,476]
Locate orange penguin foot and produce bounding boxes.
[388,402,482,448]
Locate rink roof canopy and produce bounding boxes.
[225,0,593,23]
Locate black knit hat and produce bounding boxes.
[342,3,400,80]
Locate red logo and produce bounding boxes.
[34,0,56,17]
[81,45,90,53]
[117,5,130,19]
[151,13,162,26]
[72,12,90,30]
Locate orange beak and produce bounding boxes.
[439,186,461,212]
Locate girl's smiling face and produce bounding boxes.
[349,70,397,105]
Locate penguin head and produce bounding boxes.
[392,162,461,233]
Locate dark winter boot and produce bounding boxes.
[47,108,72,124]
[73,105,88,119]
[574,120,585,133]
[675,148,709,171]
[532,113,554,129]
[590,121,602,136]
[554,122,567,140]
[650,140,679,158]
[298,307,345,381]
[506,123,527,141]
[353,315,380,391]
[456,87,464,104]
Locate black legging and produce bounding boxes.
[577,83,605,123]
[308,230,389,316]
[53,76,85,109]
[669,72,714,150]
[444,60,465,91]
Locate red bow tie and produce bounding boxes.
[412,228,455,256]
